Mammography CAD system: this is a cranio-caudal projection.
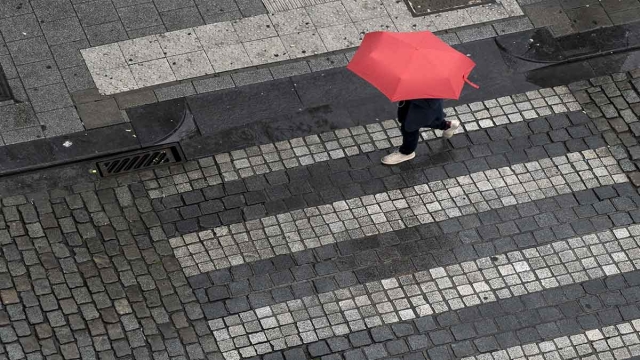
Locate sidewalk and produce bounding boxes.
[0,0,637,152]
[1,21,640,176]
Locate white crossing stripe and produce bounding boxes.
[208,225,640,359]
[170,147,627,277]
[464,319,640,359]
[82,0,524,95]
[146,86,580,198]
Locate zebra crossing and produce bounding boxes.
[157,72,640,359]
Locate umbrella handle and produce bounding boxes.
[464,75,479,89]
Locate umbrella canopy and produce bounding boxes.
[347,31,478,102]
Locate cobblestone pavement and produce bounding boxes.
[2,68,640,360]
[0,0,638,143]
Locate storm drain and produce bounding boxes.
[0,65,12,101]
[96,144,184,177]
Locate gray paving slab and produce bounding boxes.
[16,60,63,89]
[7,36,53,65]
[84,21,129,46]
[117,3,164,30]
[40,17,87,46]
[36,107,85,137]
[193,75,236,93]
[60,65,97,93]
[74,0,121,27]
[161,6,206,30]
[26,82,74,113]
[76,98,126,129]
[1,125,44,144]
[154,81,197,101]
[30,0,76,23]
[0,13,43,42]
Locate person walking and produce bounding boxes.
[381,98,460,165]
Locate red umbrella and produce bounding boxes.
[347,31,479,102]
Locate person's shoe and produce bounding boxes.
[381,151,415,165]
[442,119,461,138]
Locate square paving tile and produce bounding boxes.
[27,82,73,112]
[31,0,76,23]
[600,0,640,12]
[50,39,91,70]
[16,60,63,89]
[160,6,205,31]
[61,65,96,92]
[76,98,125,129]
[467,3,510,23]
[84,21,129,46]
[353,16,397,35]
[381,0,410,16]
[155,0,196,12]
[198,4,242,24]
[280,31,328,59]
[167,50,214,80]
[0,55,19,80]
[565,5,612,31]
[0,102,39,131]
[40,17,86,46]
[36,107,84,137]
[192,75,235,93]
[306,2,352,27]
[119,35,165,64]
[126,25,168,40]
[195,22,241,48]
[269,60,311,79]
[157,28,203,57]
[130,59,177,87]
[205,43,252,72]
[74,0,120,26]
[391,12,435,32]
[243,37,289,65]
[0,14,43,42]
[317,23,361,51]
[82,44,128,71]
[7,37,52,65]
[117,3,163,30]
[269,9,315,36]
[154,81,195,100]
[232,14,277,42]
[0,0,33,18]
[430,8,474,31]
[500,0,524,15]
[608,8,640,24]
[1,126,44,145]
[523,1,573,28]
[341,0,388,21]
[91,66,138,95]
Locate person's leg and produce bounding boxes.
[381,102,418,165]
[424,116,460,138]
[399,122,420,155]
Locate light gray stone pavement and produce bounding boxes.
[81,0,524,95]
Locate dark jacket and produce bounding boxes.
[398,99,446,132]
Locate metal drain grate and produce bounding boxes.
[0,65,12,101]
[96,144,184,177]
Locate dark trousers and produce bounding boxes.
[398,102,448,155]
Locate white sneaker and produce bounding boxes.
[442,119,460,138]
[381,151,415,165]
